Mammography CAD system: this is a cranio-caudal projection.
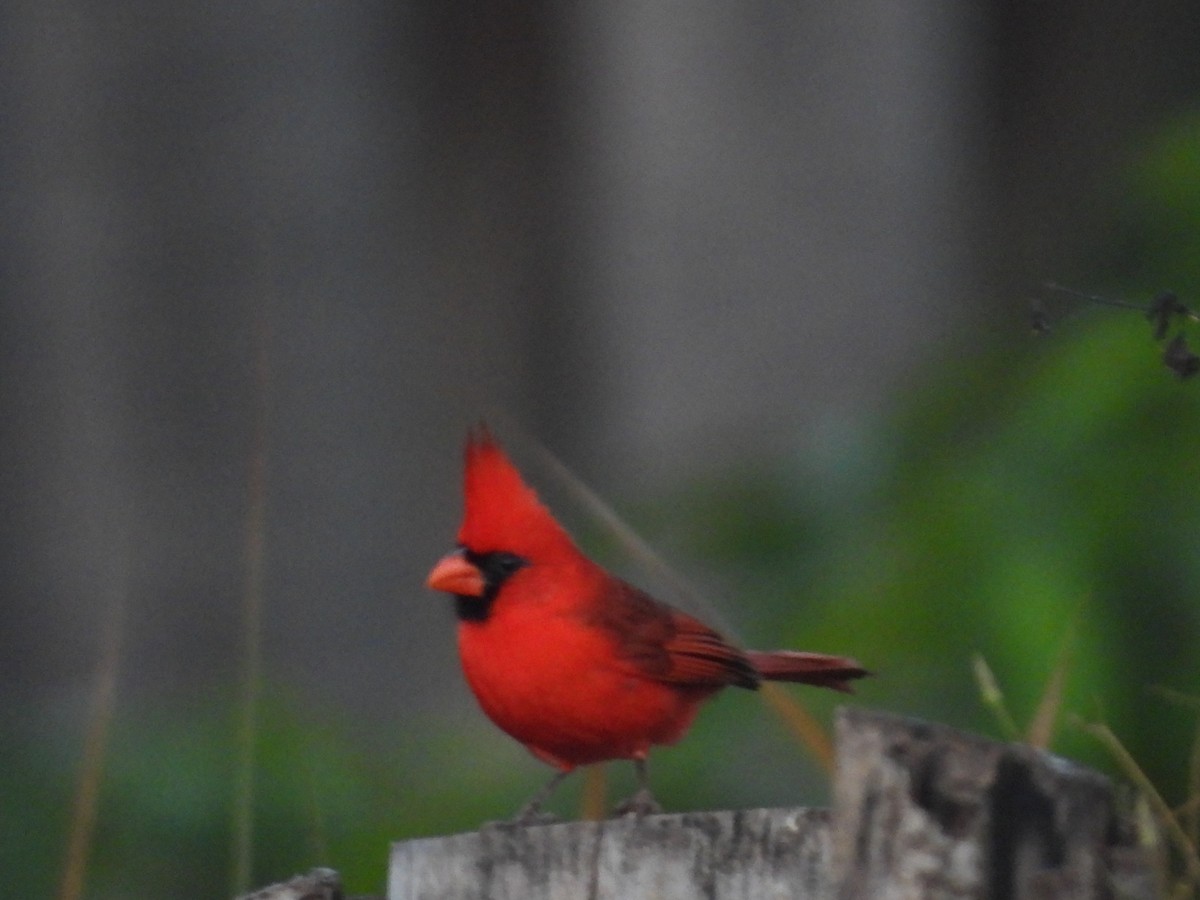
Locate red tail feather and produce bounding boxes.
[746,650,870,694]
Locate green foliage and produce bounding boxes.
[654,309,1200,790]
[1120,113,1200,293]
[0,713,76,899]
[646,114,1200,804]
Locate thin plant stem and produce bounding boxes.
[971,654,1021,742]
[1077,718,1200,886]
[760,683,834,775]
[232,314,270,896]
[581,764,608,821]
[1026,627,1074,750]
[58,535,128,900]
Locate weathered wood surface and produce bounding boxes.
[830,708,1157,899]
[387,708,1156,899]
[232,866,383,900]
[390,807,832,900]
[234,867,346,900]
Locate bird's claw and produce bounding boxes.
[500,803,562,827]
[613,789,662,818]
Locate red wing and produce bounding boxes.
[585,580,759,689]
[660,612,760,689]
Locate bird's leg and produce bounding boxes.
[509,769,572,825]
[614,758,663,818]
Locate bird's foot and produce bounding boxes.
[613,788,662,818]
[488,769,571,827]
[501,801,562,827]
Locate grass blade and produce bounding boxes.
[1077,717,1200,886]
[232,314,270,895]
[971,653,1021,742]
[581,765,608,821]
[58,533,128,900]
[760,684,834,774]
[495,414,732,631]
[1025,628,1074,750]
[1187,719,1200,869]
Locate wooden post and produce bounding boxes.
[830,708,1157,899]
[387,708,1157,899]
[389,808,832,900]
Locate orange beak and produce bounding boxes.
[426,550,486,597]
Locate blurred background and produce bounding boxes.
[5,1,1200,896]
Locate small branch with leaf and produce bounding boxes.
[1032,283,1200,379]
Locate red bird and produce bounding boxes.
[426,428,868,819]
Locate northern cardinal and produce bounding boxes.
[426,428,868,819]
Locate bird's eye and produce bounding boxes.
[491,553,527,576]
[462,549,528,588]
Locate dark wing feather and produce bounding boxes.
[660,614,760,688]
[585,580,759,689]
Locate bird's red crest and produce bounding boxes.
[457,427,577,559]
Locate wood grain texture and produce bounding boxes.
[390,807,831,900]
[830,708,1157,900]
[234,867,347,900]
